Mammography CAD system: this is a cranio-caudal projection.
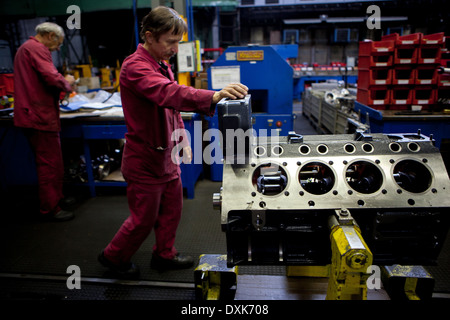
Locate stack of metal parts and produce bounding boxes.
[214,96,450,269]
[302,85,365,134]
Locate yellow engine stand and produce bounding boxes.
[197,210,376,300]
[287,209,373,300]
[326,209,373,300]
[194,254,238,300]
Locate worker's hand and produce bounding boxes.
[212,83,248,104]
[65,74,76,86]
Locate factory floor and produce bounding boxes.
[1,102,450,307]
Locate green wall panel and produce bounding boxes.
[1,0,237,17]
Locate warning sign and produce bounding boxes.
[237,50,264,61]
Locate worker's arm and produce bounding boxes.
[123,62,216,116]
[123,62,248,117]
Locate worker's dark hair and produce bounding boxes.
[140,6,187,42]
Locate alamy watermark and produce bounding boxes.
[66,5,81,30]
[367,5,381,30]
[170,121,281,166]
[367,265,381,290]
[66,264,81,289]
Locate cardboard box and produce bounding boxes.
[79,77,100,90]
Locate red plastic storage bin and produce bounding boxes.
[357,86,391,109]
[0,74,14,95]
[391,86,413,106]
[421,32,445,46]
[441,36,450,65]
[397,33,422,46]
[358,40,395,69]
[383,33,421,47]
[438,73,450,87]
[415,66,438,85]
[392,66,416,85]
[359,40,395,55]
[358,68,392,88]
[418,46,442,64]
[358,55,393,69]
[394,47,418,64]
[412,86,437,105]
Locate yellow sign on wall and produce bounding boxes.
[237,50,264,61]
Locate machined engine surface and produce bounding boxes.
[221,132,449,217]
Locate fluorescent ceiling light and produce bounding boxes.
[283,16,408,24]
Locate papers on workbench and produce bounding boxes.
[60,90,121,112]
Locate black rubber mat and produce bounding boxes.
[0,277,196,300]
[0,180,227,284]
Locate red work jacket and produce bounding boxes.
[13,36,72,132]
[120,44,215,183]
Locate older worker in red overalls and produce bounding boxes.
[98,6,248,277]
[13,22,75,221]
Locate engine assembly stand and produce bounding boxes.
[286,209,373,300]
[194,254,238,300]
[194,210,435,301]
[326,209,373,300]
[195,209,375,301]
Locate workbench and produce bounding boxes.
[0,111,203,199]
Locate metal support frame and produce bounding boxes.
[197,212,434,300]
[381,265,435,300]
[326,209,373,300]
[194,254,238,300]
[287,209,374,300]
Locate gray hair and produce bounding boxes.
[35,22,65,39]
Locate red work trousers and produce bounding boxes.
[25,129,64,215]
[103,177,183,264]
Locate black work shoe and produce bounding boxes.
[98,251,140,279]
[41,210,74,222]
[53,210,74,221]
[59,196,77,209]
[151,253,194,271]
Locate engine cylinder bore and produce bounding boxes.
[299,161,335,195]
[252,163,288,196]
[345,160,384,194]
[393,159,432,193]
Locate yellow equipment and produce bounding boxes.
[326,209,373,300]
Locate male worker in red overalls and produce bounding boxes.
[98,6,248,277]
[14,22,76,222]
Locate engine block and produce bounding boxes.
[214,97,450,267]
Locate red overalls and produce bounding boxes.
[13,37,72,216]
[103,44,215,263]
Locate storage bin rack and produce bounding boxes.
[357,40,394,109]
[357,32,446,111]
[438,36,450,107]
[413,33,443,110]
